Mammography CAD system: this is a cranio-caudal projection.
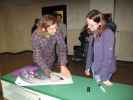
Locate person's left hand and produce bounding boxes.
[60,65,71,78]
[84,70,91,76]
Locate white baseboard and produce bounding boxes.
[116,56,133,62]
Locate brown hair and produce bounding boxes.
[40,15,57,32]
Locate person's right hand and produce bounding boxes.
[60,65,71,78]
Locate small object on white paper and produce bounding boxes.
[15,72,73,86]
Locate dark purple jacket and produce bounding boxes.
[92,28,116,74]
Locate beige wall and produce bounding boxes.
[89,0,114,14]
[0,2,41,52]
[116,31,133,61]
[0,6,7,52]
[115,0,133,61]
[67,0,90,55]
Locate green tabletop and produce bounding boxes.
[1,74,133,100]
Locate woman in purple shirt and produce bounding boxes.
[32,15,71,78]
[85,9,116,86]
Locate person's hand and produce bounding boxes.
[85,70,91,76]
[60,65,71,78]
[44,68,51,78]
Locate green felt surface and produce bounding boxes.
[1,74,133,100]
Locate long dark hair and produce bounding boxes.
[86,9,109,37]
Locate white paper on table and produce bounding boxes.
[15,72,73,86]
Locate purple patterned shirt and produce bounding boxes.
[32,31,67,70]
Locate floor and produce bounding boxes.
[0,51,133,99]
